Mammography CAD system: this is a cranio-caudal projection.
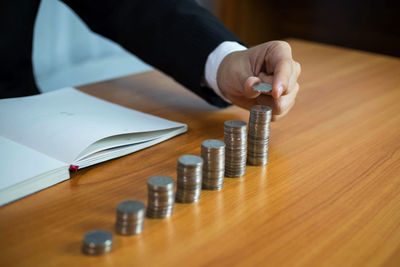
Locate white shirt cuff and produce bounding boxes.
[204,41,247,103]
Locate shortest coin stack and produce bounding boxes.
[115,200,145,235]
[146,175,175,218]
[201,139,225,190]
[176,155,203,203]
[247,105,272,166]
[82,230,113,256]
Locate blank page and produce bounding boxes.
[0,136,67,191]
[0,88,186,164]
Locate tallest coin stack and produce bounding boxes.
[247,105,272,166]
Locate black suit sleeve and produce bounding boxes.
[62,0,243,107]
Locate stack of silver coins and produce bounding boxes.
[115,200,145,235]
[146,175,175,218]
[176,155,203,203]
[224,120,247,177]
[82,230,113,256]
[247,105,272,166]
[201,139,225,190]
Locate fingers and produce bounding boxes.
[244,76,262,99]
[264,41,292,99]
[272,58,292,99]
[253,82,299,120]
[257,41,299,99]
[272,59,301,98]
[286,61,301,96]
[257,72,274,96]
[271,83,299,120]
[227,94,259,110]
[272,100,296,121]
[228,93,275,111]
[228,83,298,121]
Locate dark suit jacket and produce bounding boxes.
[0,0,243,107]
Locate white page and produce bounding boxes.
[0,136,67,191]
[77,127,187,168]
[0,88,186,164]
[75,128,180,161]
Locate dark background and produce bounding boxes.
[208,0,400,57]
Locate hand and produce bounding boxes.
[217,41,301,121]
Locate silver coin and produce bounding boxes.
[115,224,143,235]
[224,120,247,129]
[251,104,272,113]
[146,210,173,219]
[147,175,174,190]
[252,83,272,93]
[82,230,113,256]
[178,155,204,166]
[201,139,226,149]
[117,200,145,217]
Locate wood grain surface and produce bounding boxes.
[1,40,400,267]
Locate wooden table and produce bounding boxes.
[1,39,400,267]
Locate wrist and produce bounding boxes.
[204,41,247,102]
[216,50,246,99]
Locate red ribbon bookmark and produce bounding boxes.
[69,165,79,172]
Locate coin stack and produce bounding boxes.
[115,200,145,235]
[176,155,203,203]
[247,105,272,166]
[82,230,113,256]
[224,120,247,177]
[201,139,225,190]
[146,175,175,218]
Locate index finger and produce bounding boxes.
[272,58,293,99]
[266,41,293,99]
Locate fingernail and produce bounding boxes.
[277,85,284,97]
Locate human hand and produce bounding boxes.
[217,41,301,121]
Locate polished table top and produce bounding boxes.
[1,39,400,266]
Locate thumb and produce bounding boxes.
[244,76,262,99]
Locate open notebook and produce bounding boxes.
[0,88,187,206]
